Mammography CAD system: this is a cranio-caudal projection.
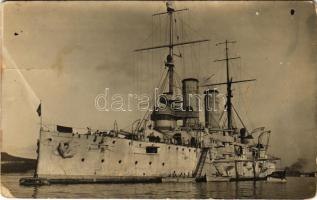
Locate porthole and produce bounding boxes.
[81,158,85,162]
[101,159,104,163]
[149,161,152,165]
[48,138,52,142]
[139,144,142,147]
[63,142,69,148]
[112,141,116,144]
[118,160,122,164]
[162,162,165,166]
[135,161,138,165]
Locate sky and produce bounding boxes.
[2,1,317,171]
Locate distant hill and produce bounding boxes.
[1,152,36,173]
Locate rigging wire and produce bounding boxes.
[238,54,255,130]
[198,43,201,80]
[178,17,213,44]
[174,70,183,92]
[151,15,154,91]
[165,14,168,45]
[181,11,186,77]
[135,69,168,132]
[159,15,162,44]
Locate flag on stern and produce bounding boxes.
[56,125,73,133]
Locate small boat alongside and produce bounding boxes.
[267,171,287,183]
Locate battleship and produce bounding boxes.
[20,2,284,186]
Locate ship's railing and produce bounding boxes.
[204,134,234,143]
[41,124,109,135]
[41,123,205,148]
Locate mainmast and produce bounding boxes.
[215,40,240,130]
[134,2,209,95]
[203,40,256,131]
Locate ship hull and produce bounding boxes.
[19,130,278,185]
[36,131,201,178]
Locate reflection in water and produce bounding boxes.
[2,174,316,199]
[233,181,262,198]
[32,186,38,198]
[253,181,257,197]
[193,182,208,198]
[235,181,239,197]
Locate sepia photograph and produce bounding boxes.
[1,1,317,198]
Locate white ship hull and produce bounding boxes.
[33,130,276,183]
[37,131,201,178]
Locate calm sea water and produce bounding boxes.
[1,173,316,199]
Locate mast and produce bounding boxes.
[133,2,209,133]
[215,40,240,130]
[167,2,174,94]
[202,40,256,132]
[134,2,209,96]
[225,41,233,130]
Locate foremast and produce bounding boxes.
[134,2,209,133]
[134,2,208,96]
